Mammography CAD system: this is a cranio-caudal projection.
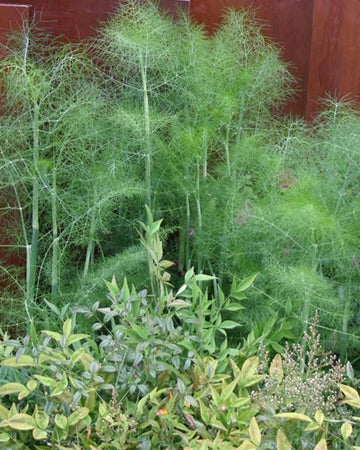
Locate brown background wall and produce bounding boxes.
[190,0,360,118]
[190,0,315,116]
[0,1,190,40]
[0,0,359,117]
[307,0,360,118]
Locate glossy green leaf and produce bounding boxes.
[33,428,47,440]
[341,422,353,440]
[276,429,291,450]
[0,432,10,443]
[0,382,27,396]
[233,273,258,293]
[275,412,312,422]
[67,407,89,427]
[1,355,36,367]
[35,410,49,430]
[220,320,241,329]
[249,417,261,447]
[0,413,36,430]
[63,319,72,338]
[55,414,68,430]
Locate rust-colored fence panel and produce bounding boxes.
[0,0,120,40]
[190,0,314,116]
[0,0,189,40]
[0,1,359,116]
[0,4,30,49]
[0,4,29,271]
[307,0,360,118]
[190,0,360,119]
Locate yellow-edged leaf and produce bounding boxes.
[0,432,10,443]
[339,384,360,401]
[249,417,261,447]
[63,319,72,339]
[55,414,67,430]
[276,429,291,450]
[238,440,256,450]
[0,355,35,367]
[35,410,49,430]
[270,354,284,382]
[230,358,241,377]
[275,412,312,422]
[241,356,259,378]
[67,407,89,427]
[315,411,324,426]
[42,330,62,342]
[304,421,320,432]
[34,375,56,387]
[26,380,38,392]
[0,413,36,430]
[341,422,353,440]
[0,405,10,420]
[199,400,211,424]
[33,428,47,440]
[0,382,26,396]
[314,438,327,450]
[209,417,228,432]
[67,334,89,345]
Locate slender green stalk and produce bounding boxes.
[178,224,185,275]
[140,54,152,209]
[185,192,191,271]
[218,126,232,286]
[195,162,203,273]
[83,192,98,278]
[51,167,59,299]
[27,103,40,310]
[340,284,351,361]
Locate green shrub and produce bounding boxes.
[0,217,359,449]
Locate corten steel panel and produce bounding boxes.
[190,0,315,116]
[160,0,190,17]
[307,0,360,119]
[0,0,190,41]
[0,4,30,52]
[0,4,29,270]
[0,0,120,40]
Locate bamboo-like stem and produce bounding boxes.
[27,103,40,312]
[178,224,185,275]
[83,193,97,278]
[51,167,59,299]
[185,192,191,271]
[195,162,203,274]
[140,53,152,209]
[218,125,232,286]
[340,282,351,361]
[300,232,318,373]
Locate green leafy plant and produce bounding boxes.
[0,29,143,329]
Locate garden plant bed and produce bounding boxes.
[0,1,360,448]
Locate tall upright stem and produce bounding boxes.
[218,126,231,286]
[140,54,152,209]
[195,163,203,273]
[27,103,40,312]
[340,282,351,361]
[51,167,59,299]
[185,192,191,271]
[83,191,97,279]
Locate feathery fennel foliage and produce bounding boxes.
[0,30,144,328]
[2,1,360,365]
